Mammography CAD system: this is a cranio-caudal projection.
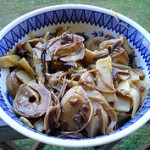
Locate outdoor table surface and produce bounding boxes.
[0,118,26,142]
[0,117,120,150]
[0,117,150,150]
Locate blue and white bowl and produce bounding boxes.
[0,4,150,147]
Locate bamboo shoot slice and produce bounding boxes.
[0,55,21,68]
[118,74,130,80]
[129,70,140,82]
[98,104,109,134]
[96,56,118,102]
[86,115,100,137]
[29,31,36,39]
[43,32,50,40]
[34,118,44,133]
[112,62,131,69]
[32,48,41,59]
[7,49,15,55]
[114,95,131,112]
[85,102,101,137]
[33,50,43,77]
[99,37,123,50]
[86,90,117,133]
[131,69,145,79]
[19,116,34,128]
[24,42,33,53]
[35,42,43,50]
[86,101,108,136]
[129,85,141,118]
[18,58,35,77]
[117,80,131,96]
[32,48,51,61]
[137,80,150,105]
[16,70,33,83]
[28,38,45,44]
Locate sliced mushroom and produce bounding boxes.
[60,44,85,62]
[68,66,87,75]
[99,36,131,66]
[111,47,129,66]
[49,60,66,72]
[15,43,29,57]
[79,71,96,86]
[45,71,67,98]
[99,37,124,51]
[13,82,52,118]
[85,36,110,51]
[79,70,99,92]
[44,105,60,134]
[6,69,22,98]
[47,31,85,62]
[59,132,84,139]
[66,79,79,88]
[56,26,68,36]
[60,86,93,132]
[83,49,109,64]
[44,91,61,134]
[112,68,130,81]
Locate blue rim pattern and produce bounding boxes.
[0,9,150,140]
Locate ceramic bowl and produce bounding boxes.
[0,4,150,148]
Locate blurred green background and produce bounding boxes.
[0,0,150,31]
[0,0,150,150]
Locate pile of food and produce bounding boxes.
[0,27,149,139]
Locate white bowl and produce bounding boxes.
[0,4,150,148]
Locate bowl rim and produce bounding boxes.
[0,4,150,147]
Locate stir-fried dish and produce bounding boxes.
[0,27,150,139]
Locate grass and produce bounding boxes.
[0,0,150,31]
[0,0,150,150]
[112,124,150,150]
